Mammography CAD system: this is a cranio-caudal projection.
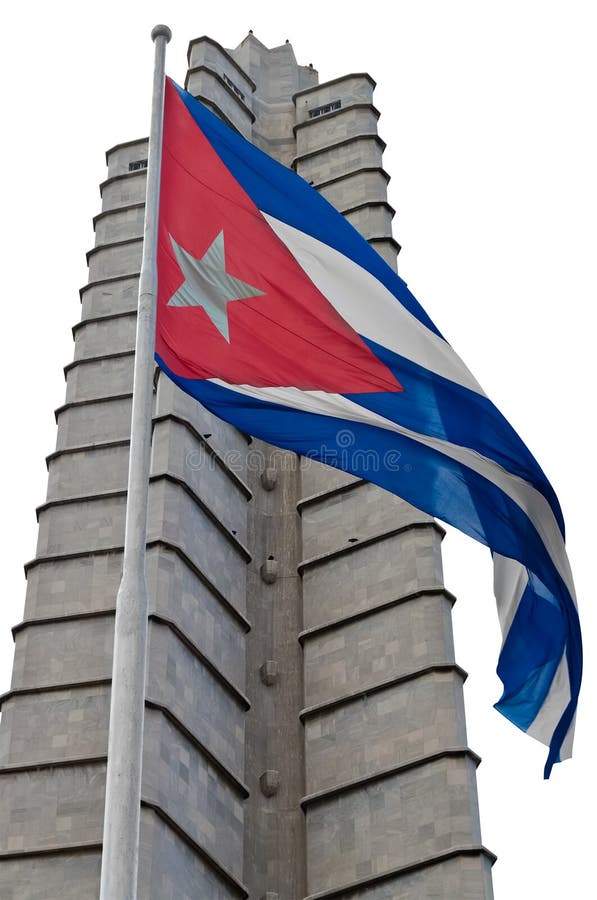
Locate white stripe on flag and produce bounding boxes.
[209,379,575,604]
[527,655,574,757]
[493,553,575,755]
[263,213,486,396]
[493,553,529,640]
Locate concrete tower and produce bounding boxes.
[0,33,495,899]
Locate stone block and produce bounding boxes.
[155,375,250,482]
[151,418,249,544]
[87,240,142,283]
[300,457,359,499]
[146,622,246,779]
[304,671,468,795]
[36,495,126,557]
[142,706,244,878]
[318,169,389,211]
[10,618,113,691]
[0,853,101,900]
[188,37,255,99]
[80,275,139,320]
[138,807,239,899]
[55,397,132,450]
[64,354,134,404]
[301,480,432,560]
[24,552,123,620]
[0,687,109,766]
[344,203,394,239]
[94,204,145,244]
[305,756,482,894]
[46,444,129,501]
[302,528,444,630]
[147,545,247,688]
[296,135,384,186]
[101,170,147,211]
[296,106,379,157]
[314,854,494,899]
[73,314,137,361]
[106,139,149,179]
[303,591,455,708]
[185,69,253,139]
[294,75,375,125]
[0,764,105,853]
[147,478,247,614]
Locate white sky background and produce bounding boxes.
[1,1,595,897]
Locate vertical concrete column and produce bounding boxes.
[293,74,400,271]
[299,468,495,898]
[0,139,148,897]
[291,62,494,899]
[185,36,256,139]
[243,442,306,899]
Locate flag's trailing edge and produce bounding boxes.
[156,77,582,776]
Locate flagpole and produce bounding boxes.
[99,24,171,900]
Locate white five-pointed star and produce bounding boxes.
[167,231,265,341]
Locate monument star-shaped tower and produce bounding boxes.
[0,31,495,900]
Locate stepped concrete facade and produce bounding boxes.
[0,32,495,899]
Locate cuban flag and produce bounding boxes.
[155,77,581,776]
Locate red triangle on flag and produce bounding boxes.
[156,78,402,395]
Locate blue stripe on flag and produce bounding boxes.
[155,354,581,775]
[349,337,565,536]
[496,574,565,731]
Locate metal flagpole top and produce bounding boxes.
[151,24,172,42]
